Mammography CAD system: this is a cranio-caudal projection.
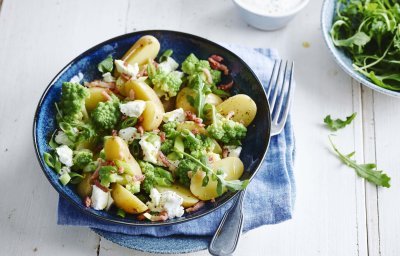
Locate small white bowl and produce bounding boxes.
[233,0,310,31]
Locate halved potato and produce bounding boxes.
[190,171,221,201]
[176,87,196,113]
[156,184,199,208]
[76,173,93,198]
[216,94,257,127]
[122,35,160,66]
[142,101,164,131]
[104,136,142,176]
[210,157,244,180]
[123,79,164,111]
[205,93,223,106]
[111,183,148,214]
[85,87,109,111]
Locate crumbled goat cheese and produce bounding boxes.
[118,127,141,143]
[163,108,186,123]
[91,185,110,210]
[115,59,139,77]
[54,130,73,146]
[224,146,242,158]
[102,72,116,83]
[146,188,184,219]
[158,57,179,73]
[139,133,161,164]
[56,145,73,167]
[120,100,146,118]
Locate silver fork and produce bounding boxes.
[208,60,295,256]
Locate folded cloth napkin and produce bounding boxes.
[58,45,296,237]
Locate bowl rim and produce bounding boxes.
[32,30,272,226]
[232,0,310,18]
[321,0,400,98]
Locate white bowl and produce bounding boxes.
[233,0,310,31]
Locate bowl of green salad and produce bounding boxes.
[322,0,400,97]
[33,30,271,226]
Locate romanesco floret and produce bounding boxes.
[175,159,200,187]
[162,121,179,139]
[181,54,221,86]
[160,139,174,155]
[181,129,203,153]
[139,161,173,194]
[72,149,93,170]
[206,104,247,145]
[91,94,121,131]
[152,71,183,98]
[59,82,89,123]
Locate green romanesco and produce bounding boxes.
[181,53,222,86]
[206,104,247,145]
[180,129,203,153]
[160,139,174,155]
[162,121,179,139]
[139,161,173,194]
[148,58,183,99]
[72,149,93,170]
[58,82,89,123]
[175,159,200,187]
[91,94,121,131]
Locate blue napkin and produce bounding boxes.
[58,46,296,237]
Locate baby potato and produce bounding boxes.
[122,35,160,66]
[156,185,199,208]
[190,171,221,201]
[85,87,109,111]
[210,157,244,181]
[176,87,197,113]
[205,93,223,106]
[142,101,164,131]
[76,173,93,198]
[111,183,148,214]
[124,79,164,111]
[216,94,257,127]
[177,121,207,135]
[104,136,142,176]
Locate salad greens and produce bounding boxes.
[330,0,400,90]
[329,136,391,188]
[324,113,357,131]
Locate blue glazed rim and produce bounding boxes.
[32,30,271,227]
[321,0,400,98]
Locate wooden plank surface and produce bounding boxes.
[0,0,394,255]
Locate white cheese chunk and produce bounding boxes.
[102,72,116,83]
[146,188,184,219]
[225,146,242,158]
[139,133,161,164]
[206,152,222,165]
[54,131,73,146]
[90,185,110,210]
[106,192,114,211]
[118,127,141,143]
[163,108,186,123]
[56,145,73,167]
[158,57,179,74]
[119,100,146,118]
[115,59,139,77]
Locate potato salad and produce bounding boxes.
[43,35,257,221]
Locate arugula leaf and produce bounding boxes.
[329,136,391,188]
[98,55,114,73]
[324,113,357,131]
[330,0,400,90]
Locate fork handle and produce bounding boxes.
[208,190,245,256]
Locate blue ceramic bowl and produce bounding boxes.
[33,30,271,227]
[321,0,400,97]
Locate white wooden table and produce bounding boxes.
[1,0,399,255]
